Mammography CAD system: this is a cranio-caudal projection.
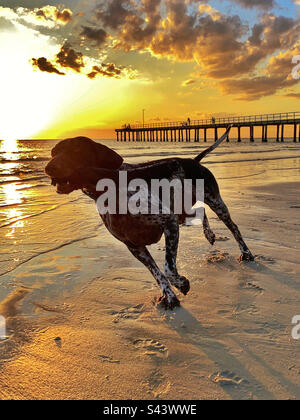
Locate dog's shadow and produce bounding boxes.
[160,305,276,400]
[247,258,300,292]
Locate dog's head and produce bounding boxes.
[45,136,123,194]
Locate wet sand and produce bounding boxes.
[0,148,300,400]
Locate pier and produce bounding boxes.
[115,111,300,143]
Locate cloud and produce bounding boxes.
[198,4,222,20]
[81,0,300,101]
[16,0,300,101]
[182,79,196,86]
[95,0,136,30]
[31,43,85,75]
[31,57,65,75]
[87,63,123,79]
[0,5,72,29]
[229,0,275,10]
[54,8,72,23]
[56,43,85,72]
[283,92,300,99]
[220,45,300,100]
[80,26,108,47]
[31,42,137,81]
[97,0,162,51]
[33,6,72,24]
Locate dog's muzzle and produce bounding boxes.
[49,177,79,194]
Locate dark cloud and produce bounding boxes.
[230,0,275,10]
[283,92,300,99]
[21,0,300,101]
[220,46,299,100]
[80,26,108,46]
[95,0,135,30]
[56,43,85,72]
[31,44,131,81]
[96,0,162,50]
[0,1,75,8]
[248,23,264,46]
[87,0,300,97]
[31,57,65,75]
[55,8,72,23]
[87,62,123,79]
[220,76,285,100]
[34,6,72,25]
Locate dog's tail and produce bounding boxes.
[194,125,232,163]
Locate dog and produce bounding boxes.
[45,126,254,309]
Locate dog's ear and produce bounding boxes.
[94,142,123,170]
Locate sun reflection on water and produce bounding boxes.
[0,138,25,236]
[1,138,20,161]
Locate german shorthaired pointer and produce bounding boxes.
[45,126,254,309]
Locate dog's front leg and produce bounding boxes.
[126,244,180,310]
[164,217,190,295]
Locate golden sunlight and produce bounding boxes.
[0,26,72,141]
[1,138,19,161]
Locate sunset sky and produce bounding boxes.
[1,0,300,140]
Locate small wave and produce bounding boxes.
[0,200,25,209]
[16,183,46,191]
[0,176,47,186]
[0,233,99,277]
[0,197,82,229]
[204,154,300,166]
[0,157,48,163]
[219,170,266,180]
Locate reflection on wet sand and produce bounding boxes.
[0,288,29,318]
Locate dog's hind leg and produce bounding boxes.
[126,244,180,309]
[164,217,190,295]
[203,209,215,245]
[206,194,254,262]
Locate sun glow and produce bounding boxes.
[0,26,71,141]
[1,138,19,161]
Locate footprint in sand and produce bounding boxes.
[256,255,276,264]
[240,281,264,293]
[98,355,120,364]
[206,250,229,263]
[134,338,168,358]
[233,303,259,315]
[210,371,248,387]
[145,369,171,399]
[215,236,230,242]
[111,304,144,323]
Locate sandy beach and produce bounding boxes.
[0,140,300,400]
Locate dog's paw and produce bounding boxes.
[239,252,255,262]
[167,275,190,295]
[204,229,216,246]
[157,295,180,310]
[177,276,190,295]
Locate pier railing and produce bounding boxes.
[123,111,300,130]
